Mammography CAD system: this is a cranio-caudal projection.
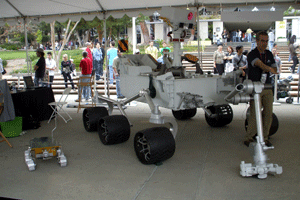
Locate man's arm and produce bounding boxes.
[253,59,278,74]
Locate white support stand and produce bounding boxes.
[273,75,281,106]
[293,72,300,105]
[240,82,282,179]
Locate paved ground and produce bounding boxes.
[0,96,300,200]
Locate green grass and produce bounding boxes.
[0,51,36,60]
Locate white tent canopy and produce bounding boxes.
[0,0,297,26]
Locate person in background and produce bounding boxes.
[268,30,275,51]
[85,42,93,68]
[246,27,253,42]
[70,59,76,77]
[238,29,242,42]
[160,41,171,56]
[244,31,278,147]
[33,48,46,86]
[76,51,92,102]
[99,43,105,79]
[213,44,225,75]
[135,49,140,54]
[45,52,56,88]
[61,54,75,90]
[224,46,235,64]
[112,51,125,99]
[221,29,228,46]
[107,41,118,85]
[271,48,282,91]
[232,45,248,77]
[288,35,299,74]
[145,41,158,59]
[157,48,170,64]
[93,42,103,81]
[251,32,256,50]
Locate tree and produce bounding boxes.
[50,19,80,70]
[36,29,43,46]
[137,14,150,44]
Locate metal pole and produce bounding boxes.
[297,72,300,103]
[24,17,30,75]
[196,6,201,68]
[132,17,137,54]
[104,13,109,98]
[254,93,264,143]
[273,74,281,106]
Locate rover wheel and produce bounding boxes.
[172,108,197,120]
[205,105,233,127]
[134,127,175,165]
[286,97,293,104]
[98,115,130,145]
[83,107,108,132]
[245,113,279,137]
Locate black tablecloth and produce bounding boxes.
[11,88,55,123]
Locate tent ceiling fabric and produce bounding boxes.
[0,0,297,25]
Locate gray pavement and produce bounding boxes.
[0,97,300,200]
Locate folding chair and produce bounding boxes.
[48,88,72,123]
[76,75,95,113]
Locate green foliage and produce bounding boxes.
[10,67,28,75]
[42,35,50,43]
[2,60,7,68]
[205,38,211,41]
[38,21,51,35]
[19,33,35,44]
[36,30,43,44]
[0,50,36,60]
[0,43,22,50]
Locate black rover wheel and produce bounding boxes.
[245,113,279,137]
[83,107,108,132]
[205,105,233,127]
[286,97,293,104]
[134,127,175,165]
[172,108,197,120]
[98,115,130,145]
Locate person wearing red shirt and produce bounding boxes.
[86,42,93,68]
[75,51,92,102]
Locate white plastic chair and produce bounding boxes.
[48,88,72,123]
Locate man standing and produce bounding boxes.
[268,30,275,51]
[85,42,93,67]
[238,29,242,42]
[112,51,125,99]
[160,41,171,56]
[145,41,158,59]
[93,43,103,81]
[45,52,56,88]
[76,51,92,102]
[232,45,247,76]
[107,41,118,85]
[244,31,278,147]
[246,27,253,42]
[33,48,45,86]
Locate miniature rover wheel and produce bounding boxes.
[134,127,175,165]
[245,113,279,137]
[98,115,130,145]
[172,108,197,120]
[83,107,108,132]
[286,97,293,104]
[205,105,233,127]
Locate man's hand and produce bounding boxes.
[269,67,278,74]
[34,65,38,71]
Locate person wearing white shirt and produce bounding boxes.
[268,30,275,51]
[46,52,56,88]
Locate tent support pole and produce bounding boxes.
[104,13,109,98]
[24,17,30,75]
[132,17,137,54]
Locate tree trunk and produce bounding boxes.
[96,24,103,44]
[139,21,150,44]
[75,30,82,47]
[50,20,80,71]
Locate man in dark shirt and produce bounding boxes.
[34,48,46,86]
[244,31,278,147]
